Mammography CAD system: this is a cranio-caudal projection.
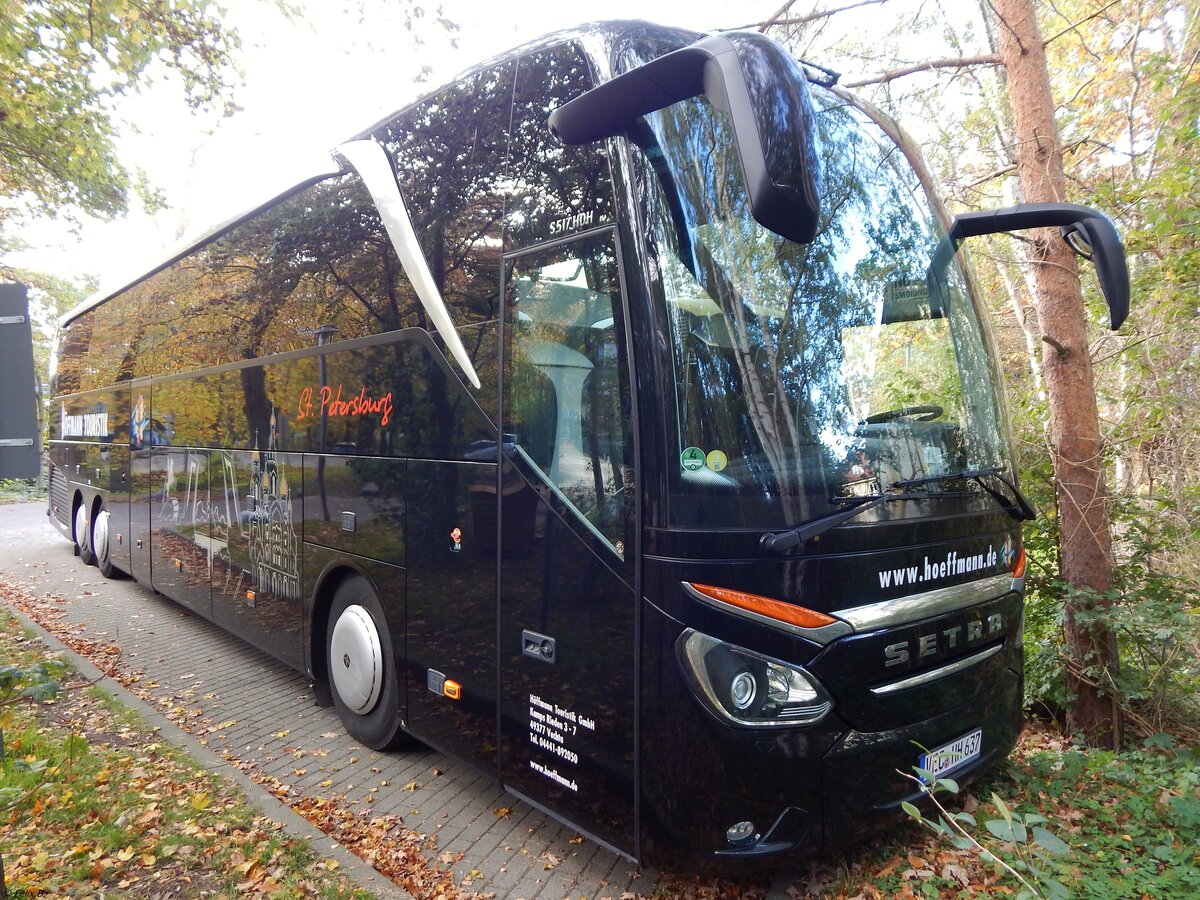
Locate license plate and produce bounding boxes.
[919,728,982,781]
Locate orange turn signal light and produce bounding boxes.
[685,583,838,630]
[443,679,462,701]
[1012,545,1027,579]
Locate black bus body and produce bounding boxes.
[47,22,1129,867]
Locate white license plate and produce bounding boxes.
[919,728,982,780]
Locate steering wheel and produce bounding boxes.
[864,404,944,424]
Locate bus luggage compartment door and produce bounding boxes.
[149,446,212,618]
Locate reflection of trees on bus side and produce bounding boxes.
[59,40,617,469]
[505,44,615,251]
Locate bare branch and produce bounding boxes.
[1043,0,1123,47]
[759,0,891,30]
[985,0,1027,55]
[842,54,1001,88]
[961,161,1017,189]
[1042,333,1070,356]
[757,0,801,33]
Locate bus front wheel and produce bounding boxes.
[326,576,410,750]
[74,503,96,566]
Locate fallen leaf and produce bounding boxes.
[942,863,970,887]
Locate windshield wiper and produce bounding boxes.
[893,467,1037,521]
[760,491,930,552]
[760,468,1036,553]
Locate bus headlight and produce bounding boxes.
[730,670,757,710]
[676,630,832,727]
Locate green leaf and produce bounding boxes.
[985,818,1019,843]
[901,800,923,821]
[19,681,61,702]
[991,791,1014,827]
[1042,878,1072,899]
[1032,826,1069,855]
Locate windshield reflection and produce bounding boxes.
[635,85,1008,529]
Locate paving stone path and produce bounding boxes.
[0,501,658,899]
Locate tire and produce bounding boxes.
[326,575,409,750]
[93,506,124,579]
[74,503,96,566]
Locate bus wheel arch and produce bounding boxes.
[317,568,410,750]
[72,494,96,566]
[310,564,360,689]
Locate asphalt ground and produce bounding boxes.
[0,500,678,899]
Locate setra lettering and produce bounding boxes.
[884,612,1006,668]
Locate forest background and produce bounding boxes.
[1,0,1197,760]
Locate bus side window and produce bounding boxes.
[205,174,415,359]
[88,289,143,385]
[54,312,93,396]
[374,61,517,419]
[506,42,615,251]
[112,174,410,382]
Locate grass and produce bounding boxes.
[0,606,374,899]
[0,479,42,504]
[765,723,1200,899]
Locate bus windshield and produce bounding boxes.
[638,88,1009,529]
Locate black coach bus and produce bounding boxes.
[47,22,1129,866]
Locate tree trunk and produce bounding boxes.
[992,0,1122,748]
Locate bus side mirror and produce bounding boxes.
[950,202,1130,330]
[548,32,822,245]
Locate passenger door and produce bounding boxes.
[498,230,638,854]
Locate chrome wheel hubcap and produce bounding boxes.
[94,509,110,562]
[329,604,383,714]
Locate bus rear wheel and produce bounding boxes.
[74,503,96,566]
[92,506,123,579]
[326,576,410,750]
